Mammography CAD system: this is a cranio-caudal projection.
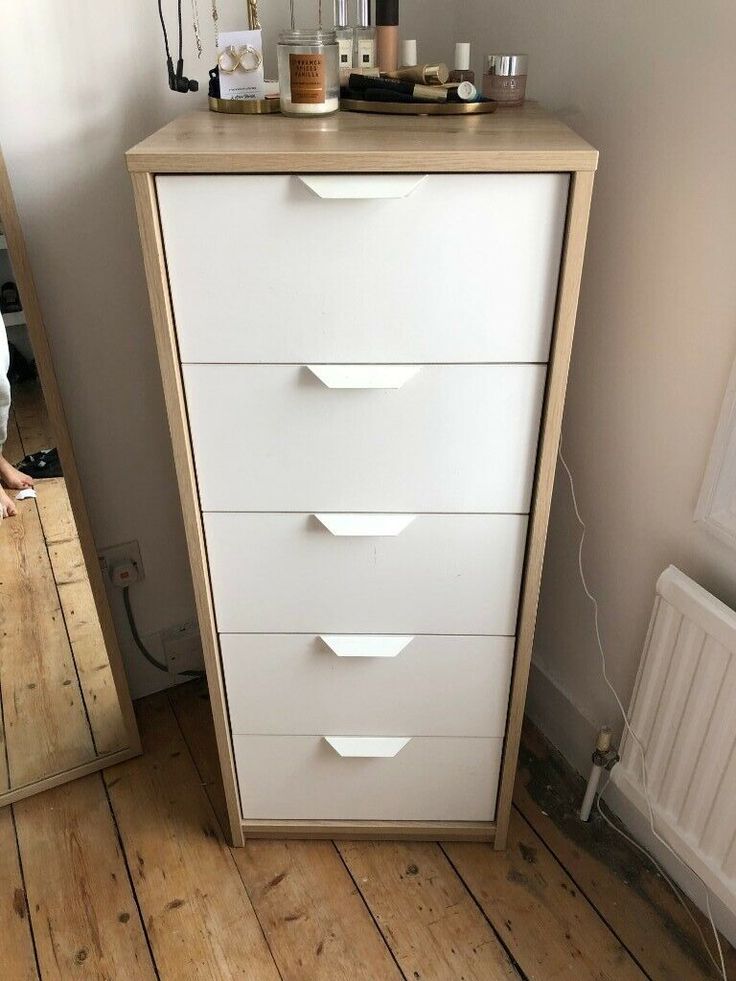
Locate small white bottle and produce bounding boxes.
[354,0,376,69]
[400,39,417,68]
[334,0,354,70]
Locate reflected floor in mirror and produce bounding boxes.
[0,378,128,792]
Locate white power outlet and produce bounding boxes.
[99,540,145,584]
[161,619,203,678]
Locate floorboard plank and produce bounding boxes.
[170,680,401,981]
[338,839,520,981]
[444,809,647,981]
[104,693,281,980]
[515,721,736,981]
[34,478,76,544]
[167,678,229,834]
[0,805,38,980]
[0,432,95,787]
[47,530,128,756]
[13,773,155,979]
[234,840,403,981]
[12,379,53,454]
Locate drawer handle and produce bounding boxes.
[298,175,428,200]
[307,365,420,389]
[314,513,416,536]
[320,635,414,658]
[325,736,411,758]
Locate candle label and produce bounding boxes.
[289,52,326,104]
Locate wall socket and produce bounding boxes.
[161,619,204,678]
[99,540,145,583]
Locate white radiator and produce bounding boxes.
[613,565,736,912]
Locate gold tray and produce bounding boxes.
[209,96,281,114]
[340,98,497,116]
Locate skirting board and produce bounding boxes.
[527,658,736,945]
[242,819,496,842]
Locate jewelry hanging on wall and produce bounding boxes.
[211,0,220,46]
[191,0,203,57]
[247,0,261,30]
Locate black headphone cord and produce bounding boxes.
[177,0,184,62]
[157,0,172,62]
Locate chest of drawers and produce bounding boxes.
[128,109,596,847]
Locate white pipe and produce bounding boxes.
[580,725,614,822]
[580,762,604,821]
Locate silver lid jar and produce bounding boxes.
[483,53,528,106]
[485,54,529,77]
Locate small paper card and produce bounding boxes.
[217,30,265,101]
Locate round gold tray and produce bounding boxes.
[209,96,281,114]
[340,98,497,116]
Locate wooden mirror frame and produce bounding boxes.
[0,146,140,806]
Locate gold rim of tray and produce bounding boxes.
[208,96,281,114]
[339,98,497,116]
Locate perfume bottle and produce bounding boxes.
[334,0,354,69]
[449,42,474,84]
[354,0,376,69]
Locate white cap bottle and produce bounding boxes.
[449,42,474,83]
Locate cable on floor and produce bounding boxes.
[558,445,728,981]
[123,585,204,679]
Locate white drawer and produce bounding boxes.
[234,735,502,821]
[184,364,545,513]
[204,512,527,634]
[157,173,569,364]
[222,634,514,738]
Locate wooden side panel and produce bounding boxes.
[13,775,154,980]
[130,170,244,846]
[494,170,595,849]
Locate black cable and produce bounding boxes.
[123,584,205,679]
[123,585,168,672]
[177,0,184,62]
[157,0,171,61]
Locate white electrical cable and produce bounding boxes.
[558,446,728,981]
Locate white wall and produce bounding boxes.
[0,0,448,697]
[457,0,736,751]
[3,0,734,726]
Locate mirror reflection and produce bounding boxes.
[0,205,132,797]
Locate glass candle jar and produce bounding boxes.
[277,29,340,116]
[482,54,528,106]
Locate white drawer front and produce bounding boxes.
[158,173,569,364]
[204,512,527,634]
[222,634,514,737]
[234,735,502,821]
[184,364,545,513]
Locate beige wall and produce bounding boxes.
[458,2,736,752]
[0,1,449,696]
[3,1,734,716]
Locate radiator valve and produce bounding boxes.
[580,726,620,822]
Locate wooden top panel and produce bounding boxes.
[127,106,597,174]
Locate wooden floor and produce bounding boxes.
[2,678,733,980]
[0,380,127,793]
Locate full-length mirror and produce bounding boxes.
[0,147,139,805]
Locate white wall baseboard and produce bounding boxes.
[527,658,736,947]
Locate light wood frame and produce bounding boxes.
[129,112,596,848]
[0,147,141,808]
